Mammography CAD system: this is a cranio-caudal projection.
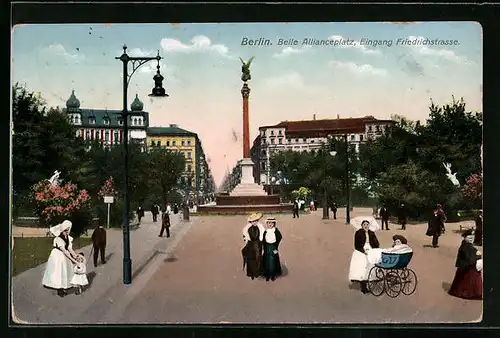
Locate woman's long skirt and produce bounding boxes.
[348,250,374,282]
[42,249,74,289]
[263,242,282,278]
[448,267,483,300]
[245,241,262,278]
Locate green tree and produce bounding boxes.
[147,147,186,207]
[12,84,89,216]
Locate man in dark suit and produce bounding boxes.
[292,200,300,219]
[159,212,171,237]
[379,205,390,230]
[397,203,408,230]
[91,220,107,267]
[151,203,159,222]
[331,203,338,220]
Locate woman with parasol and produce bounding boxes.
[348,216,381,294]
[42,220,80,297]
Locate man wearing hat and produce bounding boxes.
[91,219,107,267]
[242,213,265,279]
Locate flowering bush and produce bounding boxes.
[32,180,90,226]
[462,173,482,202]
[292,187,311,201]
[98,176,117,199]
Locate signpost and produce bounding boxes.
[104,196,114,228]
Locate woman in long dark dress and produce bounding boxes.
[242,213,264,280]
[262,217,283,281]
[448,229,483,300]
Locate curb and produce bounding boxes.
[77,218,195,323]
[99,218,197,323]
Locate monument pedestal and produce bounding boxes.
[230,158,267,196]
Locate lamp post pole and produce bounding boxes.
[344,134,351,224]
[116,45,167,284]
[322,150,329,220]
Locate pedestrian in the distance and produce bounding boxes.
[91,220,107,267]
[310,200,315,212]
[379,205,390,230]
[426,204,447,248]
[151,203,159,222]
[159,211,171,237]
[292,200,300,219]
[331,203,338,220]
[398,203,408,230]
[136,205,145,224]
[474,210,482,246]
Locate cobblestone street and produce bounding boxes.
[114,208,482,324]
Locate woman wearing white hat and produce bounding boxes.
[42,220,80,297]
[262,217,283,281]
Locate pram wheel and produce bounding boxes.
[399,268,417,295]
[367,267,385,296]
[385,270,402,298]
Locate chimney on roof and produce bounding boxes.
[337,114,340,119]
[313,113,316,120]
[169,124,178,128]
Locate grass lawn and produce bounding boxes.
[12,237,92,277]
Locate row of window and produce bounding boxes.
[150,139,192,147]
[262,134,364,146]
[79,129,120,142]
[70,115,144,126]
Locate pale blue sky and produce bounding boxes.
[12,22,482,186]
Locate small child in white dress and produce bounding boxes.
[71,252,89,294]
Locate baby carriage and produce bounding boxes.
[367,251,417,298]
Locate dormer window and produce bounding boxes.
[103,117,110,125]
[118,119,123,126]
[89,117,96,125]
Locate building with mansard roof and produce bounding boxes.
[252,114,395,184]
[63,90,149,150]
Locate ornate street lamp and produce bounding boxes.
[116,45,168,285]
[322,134,350,224]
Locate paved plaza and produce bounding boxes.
[11,209,482,324]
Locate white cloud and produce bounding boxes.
[262,71,330,97]
[328,35,380,54]
[264,72,306,89]
[39,44,85,63]
[273,46,312,58]
[128,47,156,57]
[329,60,389,76]
[406,36,472,64]
[160,35,231,58]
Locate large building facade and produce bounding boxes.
[146,125,214,203]
[64,90,149,150]
[252,116,394,184]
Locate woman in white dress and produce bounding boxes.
[42,220,79,297]
[348,220,380,294]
